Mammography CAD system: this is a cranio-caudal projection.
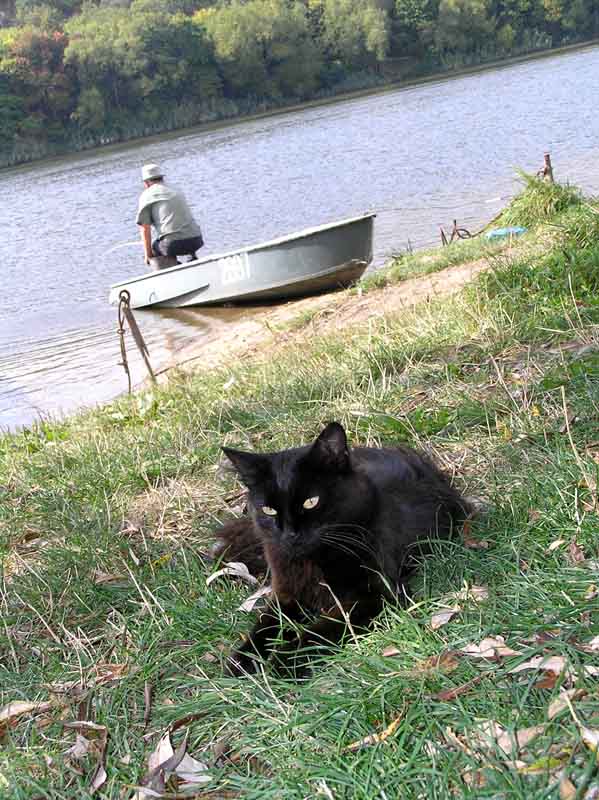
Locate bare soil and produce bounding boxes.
[156,257,492,383]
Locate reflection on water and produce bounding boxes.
[3,43,599,430]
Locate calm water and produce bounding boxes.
[2,45,599,430]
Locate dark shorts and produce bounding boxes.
[152,234,204,259]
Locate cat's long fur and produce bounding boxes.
[214,422,471,675]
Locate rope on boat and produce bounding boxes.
[117,291,157,393]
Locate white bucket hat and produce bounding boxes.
[141,163,163,181]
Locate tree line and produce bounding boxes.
[1,0,597,166]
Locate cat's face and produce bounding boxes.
[223,423,375,558]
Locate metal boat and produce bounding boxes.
[108,213,374,309]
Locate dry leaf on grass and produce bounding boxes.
[585,584,599,600]
[461,516,489,549]
[65,734,92,760]
[134,730,211,799]
[434,675,483,702]
[450,585,489,603]
[430,607,460,630]
[559,776,577,800]
[580,727,599,754]
[345,713,403,752]
[467,720,545,757]
[92,570,131,588]
[238,586,272,612]
[580,635,599,653]
[206,562,258,587]
[507,655,596,682]
[388,651,461,677]
[460,636,522,659]
[411,651,461,676]
[548,689,587,720]
[63,721,108,795]
[0,700,54,737]
[382,645,400,657]
[567,540,586,565]
[547,539,566,553]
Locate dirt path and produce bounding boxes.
[157,256,492,382]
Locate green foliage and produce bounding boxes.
[200,0,322,98]
[318,0,390,68]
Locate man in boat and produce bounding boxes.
[136,163,204,268]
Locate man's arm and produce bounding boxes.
[139,224,152,265]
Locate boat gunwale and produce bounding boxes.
[109,211,376,292]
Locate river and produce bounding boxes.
[2,44,599,431]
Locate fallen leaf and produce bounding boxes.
[95,663,134,686]
[462,768,487,788]
[0,700,53,737]
[547,539,566,553]
[148,732,176,774]
[90,763,107,795]
[535,673,559,690]
[65,734,92,760]
[345,713,403,752]
[206,562,258,587]
[134,730,212,799]
[496,725,545,756]
[559,776,577,800]
[509,655,570,677]
[568,540,586,565]
[238,586,272,612]
[63,721,108,795]
[444,727,474,756]
[175,753,211,788]
[460,636,522,659]
[585,584,599,600]
[451,585,489,603]
[435,675,483,701]
[528,509,542,522]
[431,607,460,630]
[201,652,218,664]
[548,689,586,720]
[463,535,489,550]
[416,651,461,675]
[580,727,599,753]
[580,635,599,653]
[468,720,506,751]
[382,646,401,657]
[92,570,130,588]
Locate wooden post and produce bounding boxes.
[543,153,554,183]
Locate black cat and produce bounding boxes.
[214,422,470,676]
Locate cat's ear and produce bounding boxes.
[222,447,270,488]
[307,422,350,472]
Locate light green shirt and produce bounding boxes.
[136,183,202,242]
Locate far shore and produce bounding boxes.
[4,37,599,176]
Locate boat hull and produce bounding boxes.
[109,214,374,309]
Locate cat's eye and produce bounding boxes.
[303,496,320,510]
[261,506,278,516]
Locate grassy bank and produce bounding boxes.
[2,177,599,799]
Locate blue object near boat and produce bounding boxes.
[485,226,527,240]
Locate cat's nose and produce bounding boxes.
[282,525,298,542]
